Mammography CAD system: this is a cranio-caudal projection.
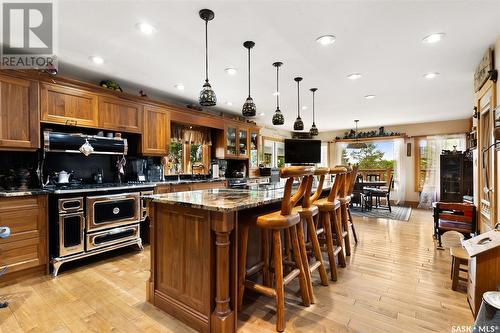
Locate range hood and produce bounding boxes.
[43,131,128,155]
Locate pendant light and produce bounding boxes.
[293,77,304,131]
[347,120,368,149]
[242,41,256,117]
[272,62,284,125]
[198,9,217,107]
[309,88,318,136]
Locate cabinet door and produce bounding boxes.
[238,128,248,157]
[0,75,39,149]
[249,131,259,168]
[225,126,237,157]
[98,97,143,133]
[41,83,98,127]
[142,106,170,156]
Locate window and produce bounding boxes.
[319,142,329,167]
[414,135,466,192]
[168,124,212,175]
[341,141,394,182]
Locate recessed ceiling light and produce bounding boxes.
[316,35,336,46]
[174,84,185,90]
[422,33,445,44]
[224,67,237,75]
[364,94,376,100]
[136,22,156,35]
[272,91,280,96]
[302,106,308,110]
[89,56,104,65]
[259,112,265,117]
[423,72,440,79]
[225,101,233,106]
[347,73,363,80]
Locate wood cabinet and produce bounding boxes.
[0,195,48,281]
[41,83,98,127]
[142,106,170,156]
[0,75,39,150]
[98,96,143,133]
[215,124,250,159]
[440,153,473,203]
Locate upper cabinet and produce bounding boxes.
[141,105,170,156]
[249,129,259,169]
[41,83,98,127]
[0,75,39,150]
[98,97,143,133]
[216,124,249,159]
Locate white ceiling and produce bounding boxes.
[57,0,500,131]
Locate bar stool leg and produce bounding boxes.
[237,223,250,308]
[273,230,285,332]
[290,225,311,307]
[332,210,347,267]
[305,215,329,286]
[321,211,338,281]
[347,208,358,244]
[261,229,271,287]
[296,220,314,303]
[341,204,352,256]
[284,229,292,275]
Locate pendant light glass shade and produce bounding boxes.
[309,88,318,136]
[242,41,256,117]
[272,62,284,125]
[198,9,217,107]
[346,120,368,149]
[293,77,304,131]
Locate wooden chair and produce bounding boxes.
[293,167,330,303]
[363,175,393,212]
[433,202,476,248]
[450,246,469,291]
[313,167,347,281]
[238,166,314,332]
[345,165,359,245]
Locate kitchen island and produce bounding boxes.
[145,182,331,333]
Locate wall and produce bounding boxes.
[317,118,471,204]
[259,126,292,139]
[496,37,500,228]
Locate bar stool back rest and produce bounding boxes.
[327,167,347,202]
[347,165,359,197]
[303,167,330,208]
[279,166,315,215]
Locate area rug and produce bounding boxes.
[350,205,412,221]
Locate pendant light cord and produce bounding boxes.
[205,20,209,82]
[297,81,301,117]
[248,48,251,97]
[276,66,279,108]
[312,90,315,123]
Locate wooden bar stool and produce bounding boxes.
[345,165,359,245]
[238,166,314,332]
[313,167,347,281]
[292,167,330,304]
[450,246,469,291]
[337,165,354,256]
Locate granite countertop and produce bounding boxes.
[146,179,333,212]
[0,188,48,197]
[152,178,228,186]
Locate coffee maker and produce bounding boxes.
[130,159,147,181]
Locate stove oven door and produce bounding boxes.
[86,224,140,251]
[86,193,140,232]
[58,212,85,257]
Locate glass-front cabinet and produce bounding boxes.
[226,126,237,156]
[238,129,248,156]
[276,141,285,168]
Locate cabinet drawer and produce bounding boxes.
[98,97,143,133]
[154,185,171,194]
[0,237,45,273]
[41,83,98,127]
[0,196,47,243]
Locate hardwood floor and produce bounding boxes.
[0,209,473,332]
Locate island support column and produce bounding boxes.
[210,211,236,333]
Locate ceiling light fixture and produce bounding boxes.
[272,61,284,125]
[198,9,217,107]
[309,88,318,136]
[242,41,256,117]
[225,101,233,106]
[259,112,265,117]
[89,56,104,65]
[347,73,362,80]
[224,67,237,75]
[422,33,445,44]
[316,35,336,46]
[293,77,304,131]
[302,106,308,110]
[347,120,368,149]
[174,84,185,90]
[364,94,376,100]
[423,72,440,79]
[136,22,156,35]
